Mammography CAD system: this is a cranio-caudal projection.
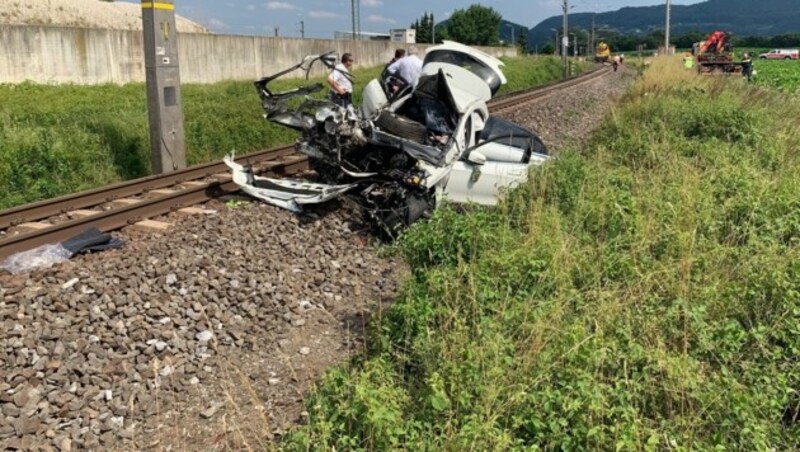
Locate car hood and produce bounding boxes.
[418,63,491,113]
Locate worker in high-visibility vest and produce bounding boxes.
[683,53,694,69]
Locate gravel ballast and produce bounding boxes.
[0,201,404,450]
[498,65,636,153]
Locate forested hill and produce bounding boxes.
[528,0,800,47]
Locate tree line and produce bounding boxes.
[410,5,526,54]
[410,4,800,54]
[585,31,800,53]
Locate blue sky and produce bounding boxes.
[122,0,696,38]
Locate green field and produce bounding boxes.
[0,56,565,210]
[281,58,800,450]
[754,59,800,92]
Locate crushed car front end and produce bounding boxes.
[229,43,551,237]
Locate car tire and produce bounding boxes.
[785,56,792,60]
[375,110,427,144]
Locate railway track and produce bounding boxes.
[0,147,305,260]
[0,66,612,261]
[491,65,612,114]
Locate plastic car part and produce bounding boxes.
[61,228,124,255]
[224,154,355,212]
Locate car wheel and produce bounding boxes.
[785,56,792,60]
[375,110,428,144]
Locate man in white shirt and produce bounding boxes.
[387,46,423,89]
[327,53,354,108]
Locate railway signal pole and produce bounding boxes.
[351,0,360,40]
[141,0,186,174]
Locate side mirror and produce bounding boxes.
[467,151,486,166]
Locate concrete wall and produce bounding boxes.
[0,25,517,85]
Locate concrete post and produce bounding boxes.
[562,0,569,79]
[141,0,186,174]
[665,0,671,54]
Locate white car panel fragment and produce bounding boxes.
[224,154,355,212]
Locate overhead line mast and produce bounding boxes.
[665,0,672,54]
[562,0,569,79]
[351,0,361,40]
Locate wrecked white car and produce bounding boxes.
[226,41,549,236]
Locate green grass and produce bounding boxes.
[753,59,800,93]
[0,66,378,209]
[0,56,564,210]
[280,58,800,450]
[497,56,589,95]
[498,55,589,95]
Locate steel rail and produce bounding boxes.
[490,66,612,113]
[0,145,295,230]
[0,156,307,260]
[489,65,609,105]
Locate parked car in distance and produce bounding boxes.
[758,49,799,60]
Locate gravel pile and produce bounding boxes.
[0,0,207,33]
[0,200,404,450]
[499,65,636,153]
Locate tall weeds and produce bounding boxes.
[284,57,800,450]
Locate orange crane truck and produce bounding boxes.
[694,31,743,74]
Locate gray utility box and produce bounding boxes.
[142,0,186,173]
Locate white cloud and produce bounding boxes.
[246,4,256,11]
[207,18,229,31]
[267,1,297,10]
[362,0,383,6]
[367,14,395,24]
[309,10,343,19]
